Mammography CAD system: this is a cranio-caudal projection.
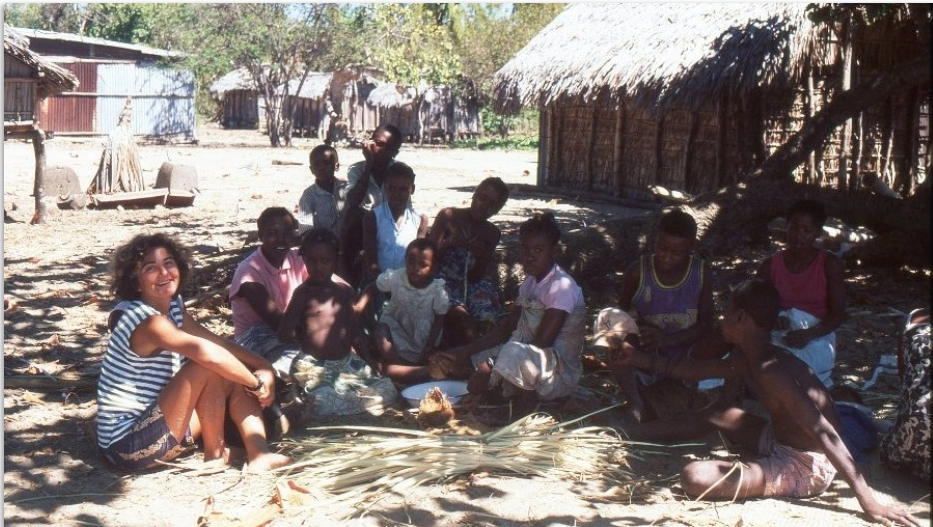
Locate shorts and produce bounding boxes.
[99,402,194,471]
[756,424,836,498]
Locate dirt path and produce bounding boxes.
[3,125,930,526]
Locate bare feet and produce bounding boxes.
[247,452,292,472]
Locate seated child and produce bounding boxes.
[429,176,510,344]
[610,280,919,527]
[881,308,930,481]
[357,238,450,384]
[435,212,587,419]
[277,228,397,416]
[609,208,714,423]
[757,199,846,388]
[296,144,347,239]
[362,161,429,279]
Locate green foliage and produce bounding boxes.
[449,136,539,151]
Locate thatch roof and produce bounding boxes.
[493,3,817,112]
[367,83,419,108]
[210,67,254,96]
[280,72,333,99]
[3,25,79,97]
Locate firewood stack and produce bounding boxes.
[87,96,144,194]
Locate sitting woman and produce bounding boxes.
[229,207,307,380]
[97,233,290,472]
[434,212,586,421]
[428,177,510,345]
[757,200,846,387]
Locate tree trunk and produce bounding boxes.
[31,129,47,225]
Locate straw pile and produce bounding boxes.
[270,411,641,517]
[87,96,144,194]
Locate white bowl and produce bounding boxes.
[400,380,470,408]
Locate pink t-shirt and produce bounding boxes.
[769,250,828,320]
[518,263,584,314]
[229,248,308,337]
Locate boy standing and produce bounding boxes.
[611,208,714,422]
[611,280,920,526]
[296,144,346,238]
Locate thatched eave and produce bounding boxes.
[210,68,254,97]
[4,25,79,97]
[368,83,419,109]
[279,72,333,100]
[493,3,816,113]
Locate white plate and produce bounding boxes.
[400,380,470,408]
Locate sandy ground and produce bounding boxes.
[3,124,930,527]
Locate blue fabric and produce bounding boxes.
[836,402,880,463]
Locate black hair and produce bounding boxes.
[309,144,338,165]
[299,227,340,256]
[374,123,403,152]
[786,199,827,228]
[519,211,561,245]
[384,161,416,183]
[479,176,510,208]
[729,279,781,331]
[406,237,438,256]
[109,233,191,301]
[257,207,296,235]
[658,208,698,240]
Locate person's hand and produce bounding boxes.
[861,501,922,527]
[251,368,276,409]
[607,335,642,368]
[637,324,662,351]
[467,360,492,395]
[362,139,376,162]
[422,345,438,361]
[783,329,814,349]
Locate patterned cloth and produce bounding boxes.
[291,353,397,416]
[881,319,931,480]
[374,201,422,272]
[97,296,185,448]
[756,423,837,498]
[229,248,307,338]
[471,264,586,400]
[434,246,502,324]
[99,402,195,471]
[377,269,450,364]
[296,180,348,236]
[233,324,300,382]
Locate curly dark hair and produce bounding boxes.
[479,176,510,210]
[786,199,827,228]
[519,211,561,245]
[256,207,297,236]
[728,279,781,331]
[109,233,191,301]
[657,208,698,240]
[299,226,340,256]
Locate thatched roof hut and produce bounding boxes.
[210,67,260,129]
[368,79,483,143]
[494,3,929,197]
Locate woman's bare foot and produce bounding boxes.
[247,452,292,472]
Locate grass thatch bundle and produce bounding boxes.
[269,410,651,517]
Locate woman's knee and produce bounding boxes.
[680,461,723,497]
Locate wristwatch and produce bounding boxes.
[246,373,264,393]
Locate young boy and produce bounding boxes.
[361,162,428,280]
[611,208,714,422]
[611,280,920,526]
[296,144,346,238]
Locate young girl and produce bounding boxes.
[357,238,451,384]
[97,233,290,472]
[278,228,397,416]
[435,212,586,420]
[429,177,510,344]
[757,200,846,387]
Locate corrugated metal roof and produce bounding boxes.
[10,27,186,59]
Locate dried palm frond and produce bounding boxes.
[267,407,658,518]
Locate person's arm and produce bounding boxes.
[361,210,380,278]
[354,281,378,316]
[422,313,445,359]
[467,225,500,283]
[785,254,846,348]
[345,155,375,210]
[611,339,746,381]
[417,213,429,239]
[428,208,452,246]
[769,373,921,526]
[131,311,274,407]
[436,305,521,361]
[235,282,285,331]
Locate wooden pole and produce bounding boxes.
[806,64,817,184]
[613,102,626,196]
[838,16,854,190]
[684,111,698,193]
[586,104,598,191]
[30,128,47,225]
[654,112,665,185]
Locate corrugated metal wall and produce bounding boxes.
[42,60,195,138]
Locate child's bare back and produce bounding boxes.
[290,280,359,361]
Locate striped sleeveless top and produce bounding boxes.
[97,296,185,448]
[630,254,705,359]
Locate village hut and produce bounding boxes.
[493,3,930,198]
[368,77,484,144]
[280,72,334,138]
[367,82,420,141]
[327,66,381,142]
[210,67,260,129]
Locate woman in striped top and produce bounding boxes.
[97,233,291,472]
